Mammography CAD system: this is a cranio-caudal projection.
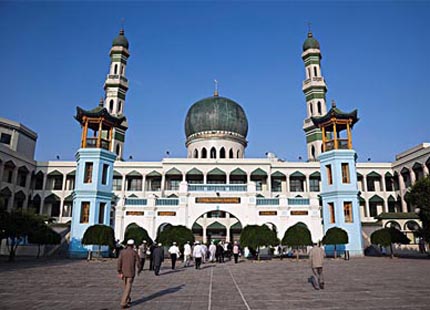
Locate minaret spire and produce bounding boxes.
[102,28,130,159]
[301,29,327,161]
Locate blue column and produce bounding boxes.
[319,149,363,256]
[69,148,116,258]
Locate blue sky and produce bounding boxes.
[1,1,429,163]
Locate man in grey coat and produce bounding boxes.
[117,239,141,309]
[309,242,325,289]
[152,243,165,276]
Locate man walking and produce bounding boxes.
[138,240,148,272]
[193,241,204,269]
[117,239,141,309]
[309,242,325,290]
[209,241,216,262]
[152,243,164,276]
[232,241,240,264]
[168,242,181,270]
[183,241,192,267]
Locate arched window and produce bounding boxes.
[310,103,313,115]
[307,68,311,79]
[201,148,207,159]
[311,145,316,159]
[109,100,114,113]
[229,148,234,159]
[237,150,241,158]
[317,101,322,115]
[210,147,216,159]
[116,144,121,156]
[114,64,118,74]
[121,66,124,75]
[117,101,122,114]
[220,147,226,159]
[193,149,198,158]
[313,66,318,77]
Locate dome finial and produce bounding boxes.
[214,79,219,97]
[99,97,104,107]
[120,18,125,35]
[307,21,313,37]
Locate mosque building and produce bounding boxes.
[1,29,429,256]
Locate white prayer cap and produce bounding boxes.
[127,239,134,245]
[158,243,162,246]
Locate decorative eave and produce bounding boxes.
[75,106,127,129]
[311,106,359,128]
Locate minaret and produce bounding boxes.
[69,102,126,258]
[103,28,130,159]
[302,30,328,161]
[311,101,363,256]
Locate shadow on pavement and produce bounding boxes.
[132,284,185,305]
[0,256,83,273]
[159,268,185,276]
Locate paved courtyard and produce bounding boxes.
[0,256,430,309]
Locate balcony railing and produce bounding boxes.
[85,138,110,150]
[107,75,129,83]
[324,139,349,151]
[256,198,279,206]
[125,199,147,206]
[188,184,247,192]
[156,198,179,206]
[288,198,310,205]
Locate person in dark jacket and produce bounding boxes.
[149,243,156,271]
[117,239,141,309]
[152,243,165,276]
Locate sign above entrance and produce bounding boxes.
[291,210,308,216]
[259,211,277,216]
[126,211,144,216]
[195,197,241,204]
[158,211,176,216]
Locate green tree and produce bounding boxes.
[28,225,61,258]
[124,224,153,246]
[82,224,115,258]
[282,223,313,260]
[156,225,194,250]
[322,227,349,259]
[0,210,45,261]
[405,176,430,242]
[371,227,410,258]
[240,224,279,260]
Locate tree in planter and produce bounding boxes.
[124,224,153,246]
[371,227,410,258]
[0,210,44,262]
[405,176,430,242]
[322,227,349,259]
[82,224,115,258]
[240,224,279,260]
[28,225,61,258]
[156,225,194,250]
[282,223,313,261]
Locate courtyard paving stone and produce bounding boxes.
[0,256,430,309]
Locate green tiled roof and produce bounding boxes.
[311,105,359,128]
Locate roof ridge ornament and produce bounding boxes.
[331,99,336,108]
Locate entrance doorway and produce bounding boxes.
[192,210,242,244]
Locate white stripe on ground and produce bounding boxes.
[227,266,251,310]
[208,266,214,310]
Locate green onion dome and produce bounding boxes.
[185,95,248,138]
[112,29,129,49]
[303,32,320,51]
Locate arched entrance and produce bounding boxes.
[192,210,242,244]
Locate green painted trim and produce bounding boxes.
[114,132,125,142]
[306,132,322,143]
[305,93,326,101]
